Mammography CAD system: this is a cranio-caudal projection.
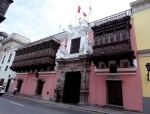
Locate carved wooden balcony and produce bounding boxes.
[91,40,135,68]
[10,38,60,72]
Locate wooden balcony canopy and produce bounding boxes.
[90,10,135,68]
[10,37,60,72]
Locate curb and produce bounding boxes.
[4,94,107,114]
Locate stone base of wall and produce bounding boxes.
[143,97,150,113]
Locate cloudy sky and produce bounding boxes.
[0,0,135,41]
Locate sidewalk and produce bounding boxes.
[4,93,145,114]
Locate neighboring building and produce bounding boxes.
[130,0,150,113]
[0,0,13,23]
[0,33,30,92]
[10,10,143,112]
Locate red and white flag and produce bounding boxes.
[77,5,87,17]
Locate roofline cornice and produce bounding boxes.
[130,0,150,13]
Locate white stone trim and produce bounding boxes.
[138,49,150,57]
[96,73,136,76]
[38,71,56,75]
[16,73,29,75]
[94,67,137,73]
[130,0,150,13]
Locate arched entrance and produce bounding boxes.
[17,79,23,92]
[35,79,45,95]
[62,71,81,104]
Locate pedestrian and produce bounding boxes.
[14,87,18,95]
[55,89,62,102]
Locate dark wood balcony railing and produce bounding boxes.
[92,39,132,56]
[10,39,60,72]
[91,39,135,68]
[90,9,132,27]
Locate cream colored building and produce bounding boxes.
[0,33,30,92]
[130,0,150,113]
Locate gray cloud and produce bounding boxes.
[0,0,135,41]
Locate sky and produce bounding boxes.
[0,0,135,41]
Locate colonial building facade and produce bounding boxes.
[11,9,143,112]
[0,33,30,92]
[130,0,150,113]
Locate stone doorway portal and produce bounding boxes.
[62,72,81,104]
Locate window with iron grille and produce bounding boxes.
[70,38,81,54]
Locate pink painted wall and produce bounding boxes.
[38,70,59,99]
[12,70,59,99]
[11,74,28,93]
[22,73,37,95]
[88,20,143,111]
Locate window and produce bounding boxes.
[109,64,117,73]
[116,32,121,42]
[70,38,81,54]
[98,36,103,45]
[94,37,98,46]
[110,34,114,43]
[5,66,8,71]
[1,55,6,64]
[104,35,109,44]
[122,31,127,40]
[123,62,128,68]
[8,53,12,63]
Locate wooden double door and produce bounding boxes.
[107,81,123,106]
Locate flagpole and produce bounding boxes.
[87,0,91,22]
[75,3,79,26]
[59,24,61,32]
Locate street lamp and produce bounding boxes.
[0,0,13,23]
[145,63,150,81]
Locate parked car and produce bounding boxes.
[0,86,5,96]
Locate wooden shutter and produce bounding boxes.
[70,38,81,54]
[116,32,121,42]
[122,31,127,40]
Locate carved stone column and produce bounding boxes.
[78,59,90,105]
[54,62,65,102]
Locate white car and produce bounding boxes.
[0,86,5,96]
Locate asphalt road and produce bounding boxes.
[0,96,98,114]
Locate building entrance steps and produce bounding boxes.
[4,92,145,114]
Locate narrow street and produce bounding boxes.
[0,96,99,114]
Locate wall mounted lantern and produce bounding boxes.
[145,63,150,81]
[0,0,13,23]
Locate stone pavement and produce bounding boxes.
[4,93,145,114]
